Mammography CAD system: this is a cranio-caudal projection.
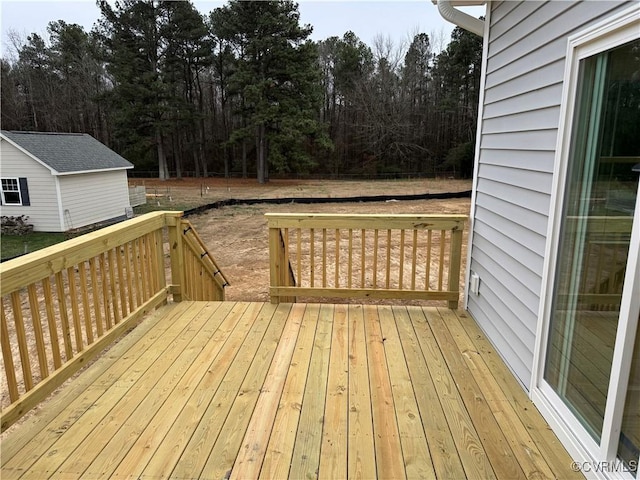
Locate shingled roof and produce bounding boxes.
[1,130,133,174]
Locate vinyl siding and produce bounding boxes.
[0,139,61,231]
[468,0,634,389]
[58,171,130,230]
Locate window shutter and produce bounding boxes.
[19,178,30,206]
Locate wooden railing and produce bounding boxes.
[267,213,466,307]
[557,216,633,309]
[176,219,229,301]
[0,211,226,430]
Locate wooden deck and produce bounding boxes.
[1,301,582,479]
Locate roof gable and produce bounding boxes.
[0,130,133,174]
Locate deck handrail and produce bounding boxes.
[0,211,225,430]
[267,213,466,306]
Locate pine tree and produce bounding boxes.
[211,0,330,183]
[162,1,213,178]
[97,0,173,179]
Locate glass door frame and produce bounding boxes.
[531,5,640,478]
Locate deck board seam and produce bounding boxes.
[168,302,282,480]
[0,302,582,480]
[0,301,195,474]
[35,301,222,479]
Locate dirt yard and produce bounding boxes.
[144,178,473,303]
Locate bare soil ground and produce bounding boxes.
[132,177,472,208]
[159,178,473,303]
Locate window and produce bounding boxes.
[1,178,30,206]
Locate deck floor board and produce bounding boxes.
[1,301,582,479]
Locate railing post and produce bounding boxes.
[166,212,185,302]
[447,223,464,310]
[268,226,282,303]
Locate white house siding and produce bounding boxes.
[0,139,61,231]
[58,170,131,230]
[468,0,633,389]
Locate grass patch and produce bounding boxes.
[1,232,67,261]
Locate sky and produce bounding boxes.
[0,0,485,59]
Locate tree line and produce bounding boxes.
[1,0,482,182]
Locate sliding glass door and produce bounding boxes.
[544,37,639,475]
[619,324,639,471]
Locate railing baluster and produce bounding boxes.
[99,253,113,330]
[56,271,74,360]
[131,240,142,308]
[322,229,327,288]
[310,228,315,288]
[89,257,104,338]
[138,237,149,302]
[1,300,19,402]
[361,229,366,288]
[123,243,135,313]
[67,266,84,352]
[373,229,379,289]
[284,228,290,286]
[184,248,191,299]
[438,230,446,291]
[116,246,128,318]
[610,243,620,295]
[28,284,49,379]
[107,250,121,325]
[386,229,392,289]
[348,229,353,289]
[154,229,165,293]
[296,228,302,285]
[399,230,405,290]
[411,230,418,290]
[78,262,93,345]
[190,249,197,299]
[335,229,340,288]
[150,232,159,293]
[197,259,204,300]
[11,291,33,391]
[425,230,432,291]
[194,257,200,301]
[43,276,62,368]
[144,234,154,297]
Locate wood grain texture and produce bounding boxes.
[259,304,320,479]
[267,215,466,304]
[1,212,228,428]
[232,303,304,479]
[378,306,435,479]
[318,304,348,480]
[347,304,376,480]
[288,303,333,480]
[1,302,580,480]
[364,305,406,479]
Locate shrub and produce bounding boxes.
[1,215,34,235]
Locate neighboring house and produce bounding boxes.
[0,131,134,232]
[437,1,639,478]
